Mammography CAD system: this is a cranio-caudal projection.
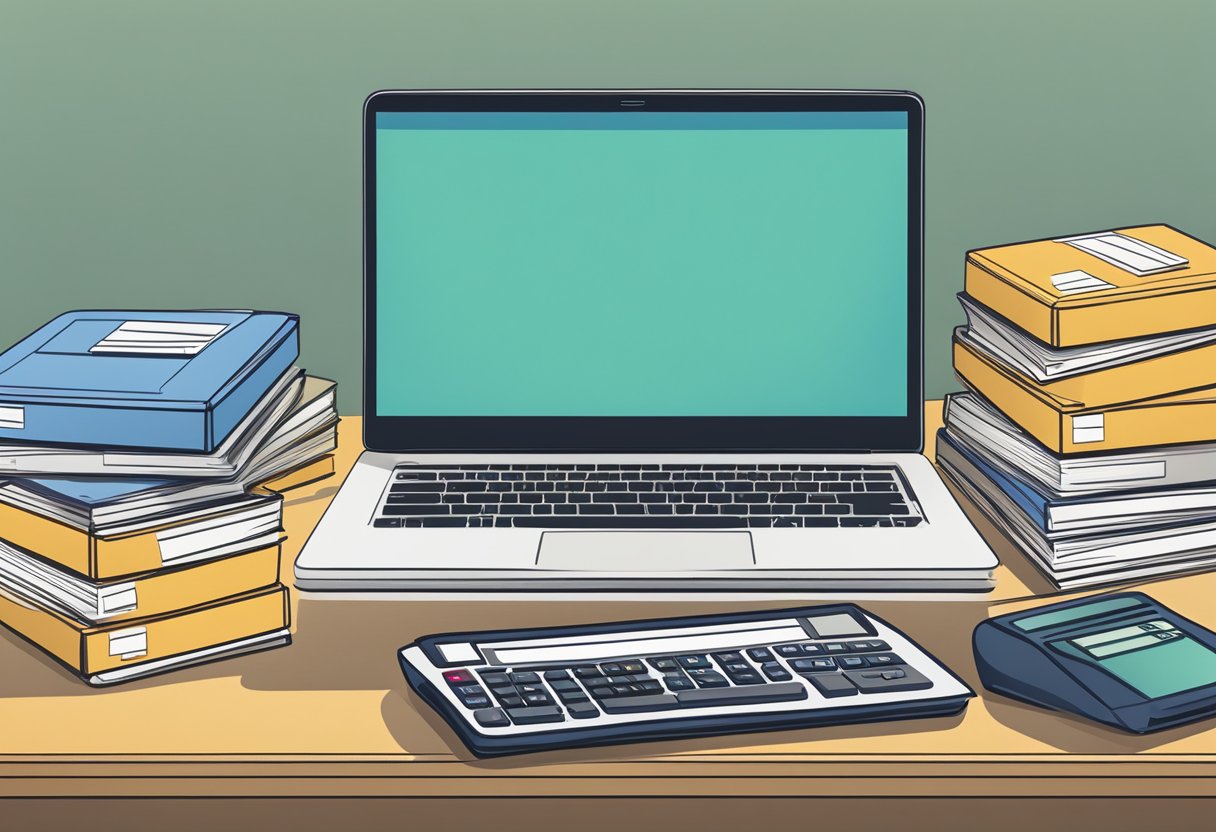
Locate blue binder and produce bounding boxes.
[0,310,298,452]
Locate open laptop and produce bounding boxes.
[294,89,997,594]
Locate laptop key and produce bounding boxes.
[510,516,746,529]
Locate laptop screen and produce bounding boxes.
[373,110,908,418]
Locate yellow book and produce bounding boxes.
[0,583,290,685]
[954,338,1216,454]
[965,225,1216,347]
[0,538,281,624]
[954,328,1216,407]
[0,493,282,580]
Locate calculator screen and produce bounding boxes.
[1060,620,1216,699]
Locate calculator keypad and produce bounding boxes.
[442,638,932,730]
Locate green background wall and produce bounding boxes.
[2,0,1214,415]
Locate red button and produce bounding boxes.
[443,670,475,685]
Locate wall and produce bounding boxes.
[3,0,1214,413]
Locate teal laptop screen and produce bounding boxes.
[374,111,909,417]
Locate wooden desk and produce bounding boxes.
[3,405,1214,829]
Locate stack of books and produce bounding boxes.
[0,311,338,684]
[936,225,1216,589]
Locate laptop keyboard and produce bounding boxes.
[373,463,922,529]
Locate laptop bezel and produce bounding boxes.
[363,89,924,453]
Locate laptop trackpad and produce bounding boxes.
[537,531,755,570]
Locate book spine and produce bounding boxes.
[953,342,1066,452]
[207,324,299,450]
[0,400,203,452]
[80,585,289,677]
[1060,288,1216,347]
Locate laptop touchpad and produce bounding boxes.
[537,532,755,570]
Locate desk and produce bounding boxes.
[2,404,1215,830]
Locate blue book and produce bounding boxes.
[0,310,298,452]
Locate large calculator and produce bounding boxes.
[975,592,1216,732]
[398,604,972,757]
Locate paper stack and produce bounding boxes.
[0,311,337,684]
[937,225,1216,589]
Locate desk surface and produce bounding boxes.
[3,404,1216,801]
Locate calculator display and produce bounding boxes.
[1057,620,1216,699]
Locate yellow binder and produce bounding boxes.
[0,494,282,581]
[954,329,1216,407]
[965,225,1216,347]
[954,338,1216,454]
[0,583,290,684]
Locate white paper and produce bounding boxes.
[1073,413,1106,445]
[98,583,138,616]
[91,321,228,356]
[109,626,148,659]
[1050,270,1114,296]
[1057,232,1188,276]
[0,406,24,430]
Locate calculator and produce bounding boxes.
[398,604,973,757]
[975,592,1216,733]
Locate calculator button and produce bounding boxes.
[506,705,566,724]
[801,644,824,656]
[490,685,515,698]
[775,644,804,657]
[823,643,850,654]
[730,672,765,686]
[549,679,581,693]
[600,663,625,675]
[461,695,491,709]
[845,666,932,693]
[443,670,476,685]
[574,666,604,679]
[480,672,512,687]
[806,673,858,698]
[864,653,902,667]
[865,640,890,651]
[649,657,680,671]
[747,648,775,662]
[677,655,713,669]
[605,675,647,686]
[611,685,635,697]
[456,684,486,698]
[839,657,867,669]
[664,674,696,691]
[712,652,744,664]
[761,662,792,681]
[638,680,664,693]
[676,681,807,708]
[619,661,647,675]
[558,690,589,704]
[544,670,572,682]
[474,708,511,728]
[516,683,548,696]
[523,692,555,706]
[599,694,680,714]
[686,669,730,688]
[498,695,524,709]
[509,672,541,684]
[567,701,600,719]
[588,685,614,699]
[790,658,836,672]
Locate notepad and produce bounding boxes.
[1056,231,1189,277]
[90,321,229,356]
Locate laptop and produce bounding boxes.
[294,89,998,594]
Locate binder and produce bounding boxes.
[954,337,1216,454]
[954,327,1216,411]
[0,492,283,580]
[965,225,1216,347]
[0,539,281,623]
[0,310,299,451]
[0,583,290,685]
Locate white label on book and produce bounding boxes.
[0,406,24,430]
[1050,270,1114,295]
[1056,232,1189,276]
[90,321,228,356]
[109,627,148,660]
[1072,413,1106,444]
[98,583,138,617]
